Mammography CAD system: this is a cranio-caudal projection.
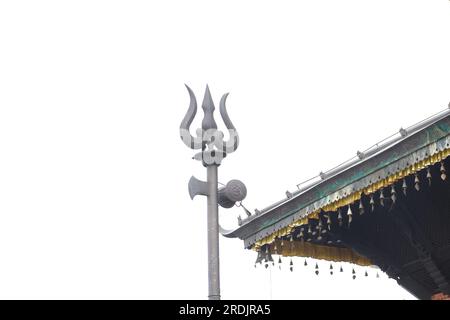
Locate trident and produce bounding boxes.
[180,85,247,300]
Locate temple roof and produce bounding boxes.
[224,105,450,299]
[223,108,450,248]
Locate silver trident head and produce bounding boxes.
[180,85,239,166]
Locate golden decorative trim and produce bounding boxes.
[271,240,372,266]
[254,148,450,255]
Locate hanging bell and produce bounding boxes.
[359,199,364,215]
[347,205,353,227]
[338,209,343,227]
[327,215,332,230]
[440,161,447,180]
[426,167,432,186]
[391,185,397,204]
[265,250,274,267]
[308,224,312,234]
[280,239,284,247]
[402,178,407,196]
[365,270,368,277]
[370,194,375,212]
[265,263,268,269]
[340,266,343,273]
[254,250,263,266]
[299,229,304,240]
[414,174,420,191]
[273,243,278,253]
[376,272,380,278]
[304,259,308,267]
[317,220,322,240]
[379,188,385,207]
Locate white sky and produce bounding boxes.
[0,0,449,299]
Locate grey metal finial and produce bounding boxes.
[399,128,408,138]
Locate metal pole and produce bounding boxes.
[207,164,220,300]
[181,85,241,300]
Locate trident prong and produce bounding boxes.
[179,85,203,150]
[201,85,218,131]
[218,93,239,153]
